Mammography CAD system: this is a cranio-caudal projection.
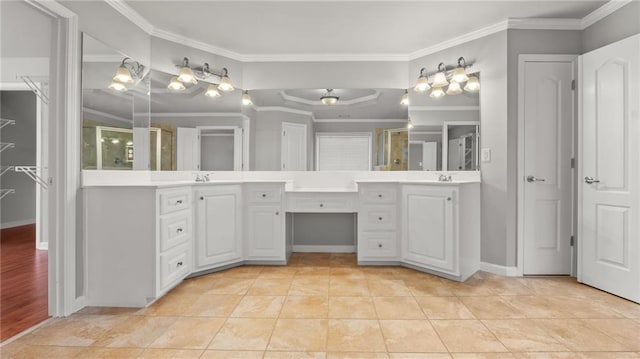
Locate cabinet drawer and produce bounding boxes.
[360,205,397,230]
[158,189,191,215]
[159,211,191,252]
[287,194,356,213]
[247,187,282,203]
[159,243,190,292]
[360,187,397,204]
[360,232,397,258]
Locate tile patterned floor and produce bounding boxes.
[2,253,639,358]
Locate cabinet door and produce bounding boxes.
[246,205,284,260]
[196,185,242,269]
[402,186,457,274]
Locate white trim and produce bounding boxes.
[507,18,583,30]
[279,90,381,106]
[293,245,356,253]
[480,262,520,277]
[410,131,442,135]
[144,112,244,118]
[410,106,480,112]
[0,219,36,229]
[241,53,409,62]
[581,0,633,29]
[313,118,407,124]
[83,107,131,124]
[152,27,244,62]
[253,106,313,117]
[517,54,578,277]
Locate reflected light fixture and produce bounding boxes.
[111,138,120,144]
[242,90,253,106]
[217,68,235,92]
[321,89,339,105]
[407,118,414,129]
[177,57,197,84]
[108,57,144,92]
[108,79,128,92]
[414,68,430,92]
[167,76,186,91]
[451,57,469,83]
[400,89,410,106]
[431,63,449,88]
[430,87,446,98]
[113,61,134,84]
[464,76,481,92]
[446,81,463,95]
[205,83,221,98]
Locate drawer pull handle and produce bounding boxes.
[176,228,183,233]
[275,211,279,215]
[177,261,183,267]
[378,244,383,248]
[447,197,452,201]
[378,217,383,221]
[262,194,266,198]
[378,194,382,198]
[176,200,183,204]
[319,203,324,208]
[200,196,204,200]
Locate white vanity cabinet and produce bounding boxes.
[194,185,243,271]
[401,183,480,281]
[244,183,286,263]
[357,184,400,262]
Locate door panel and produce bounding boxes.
[247,205,283,259]
[522,60,574,275]
[281,122,307,171]
[581,34,639,303]
[196,186,242,268]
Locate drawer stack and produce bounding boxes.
[157,188,193,294]
[357,184,399,262]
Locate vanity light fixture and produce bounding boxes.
[430,86,446,98]
[167,76,186,91]
[446,81,463,96]
[414,68,431,92]
[204,83,221,98]
[217,68,235,92]
[320,89,339,105]
[242,90,253,106]
[451,57,469,83]
[407,118,414,129]
[108,80,128,92]
[400,89,410,106]
[177,57,198,85]
[431,63,449,88]
[412,56,479,98]
[108,57,145,92]
[171,59,236,95]
[464,75,481,92]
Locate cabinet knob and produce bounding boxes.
[262,193,266,198]
[378,244,383,248]
[447,197,452,201]
[275,211,279,215]
[378,217,383,221]
[378,194,382,198]
[319,203,324,208]
[177,261,183,267]
[176,228,183,233]
[176,200,183,204]
[200,196,204,200]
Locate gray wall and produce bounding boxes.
[582,1,640,53]
[201,135,234,171]
[292,213,356,247]
[1,91,37,227]
[254,111,314,171]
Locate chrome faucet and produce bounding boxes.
[195,172,213,182]
[438,173,452,182]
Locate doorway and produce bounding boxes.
[517,55,577,276]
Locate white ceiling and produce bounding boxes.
[125,0,605,56]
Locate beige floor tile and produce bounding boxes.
[482,319,568,352]
[260,266,300,278]
[223,265,265,278]
[231,295,286,318]
[431,320,508,353]
[280,296,329,318]
[149,317,225,349]
[440,280,497,297]
[171,274,222,295]
[513,353,578,359]
[209,318,276,350]
[184,294,242,317]
[289,276,330,296]
[543,296,625,318]
[451,354,515,359]
[575,353,640,358]
[137,348,204,358]
[207,277,255,295]
[592,294,640,318]
[330,267,366,279]
[75,347,143,358]
[328,352,390,358]
[248,277,293,296]
[24,315,123,346]
[141,293,200,316]
[1,345,86,359]
[264,351,327,359]
[522,278,602,297]
[201,350,265,358]
[329,297,377,319]
[580,318,640,350]
[327,319,386,352]
[75,307,140,316]
[405,279,455,297]
[296,267,331,276]
[330,253,358,267]
[501,296,574,318]
[329,278,370,297]
[379,320,447,353]
[368,279,413,296]
[532,318,628,351]
[373,297,425,319]
[95,316,177,348]
[389,354,452,359]
[268,319,328,351]
[480,278,533,296]
[459,297,526,319]
[415,296,476,319]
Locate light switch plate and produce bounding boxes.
[481,148,491,162]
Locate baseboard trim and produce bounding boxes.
[293,245,355,253]
[1,219,36,229]
[36,242,49,250]
[480,261,520,277]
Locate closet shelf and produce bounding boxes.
[0,166,13,176]
[14,166,49,189]
[0,189,15,200]
[0,143,15,153]
[0,119,15,129]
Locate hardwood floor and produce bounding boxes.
[0,224,49,342]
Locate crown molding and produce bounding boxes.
[410,106,480,111]
[142,112,244,118]
[314,118,407,123]
[151,28,244,62]
[253,106,314,117]
[507,18,583,30]
[581,0,632,28]
[241,53,409,62]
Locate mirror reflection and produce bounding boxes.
[81,34,149,170]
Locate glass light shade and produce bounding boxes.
[431,71,449,88]
[446,81,463,95]
[321,96,338,106]
[414,75,430,92]
[204,84,221,98]
[177,66,197,84]
[113,65,134,83]
[451,66,469,83]
[430,86,446,98]
[126,141,133,146]
[108,80,128,92]
[407,119,414,129]
[111,138,120,144]
[167,76,186,91]
[464,76,480,92]
[400,91,409,106]
[242,91,253,106]
[218,75,235,92]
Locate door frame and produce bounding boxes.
[442,120,479,171]
[409,140,426,170]
[516,54,578,276]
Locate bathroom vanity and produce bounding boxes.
[83,171,480,307]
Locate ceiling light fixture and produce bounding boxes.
[242,90,253,106]
[217,68,235,92]
[400,89,410,106]
[407,118,414,129]
[177,57,198,84]
[167,76,186,91]
[320,89,339,105]
[108,80,128,92]
[108,57,144,92]
[412,57,479,99]
[204,83,221,98]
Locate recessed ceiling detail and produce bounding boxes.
[279,89,381,107]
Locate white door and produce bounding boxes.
[521,59,575,275]
[402,186,456,274]
[448,138,462,170]
[246,205,283,260]
[281,122,307,171]
[177,127,199,170]
[234,127,243,171]
[195,185,242,269]
[580,35,639,303]
[423,142,437,171]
